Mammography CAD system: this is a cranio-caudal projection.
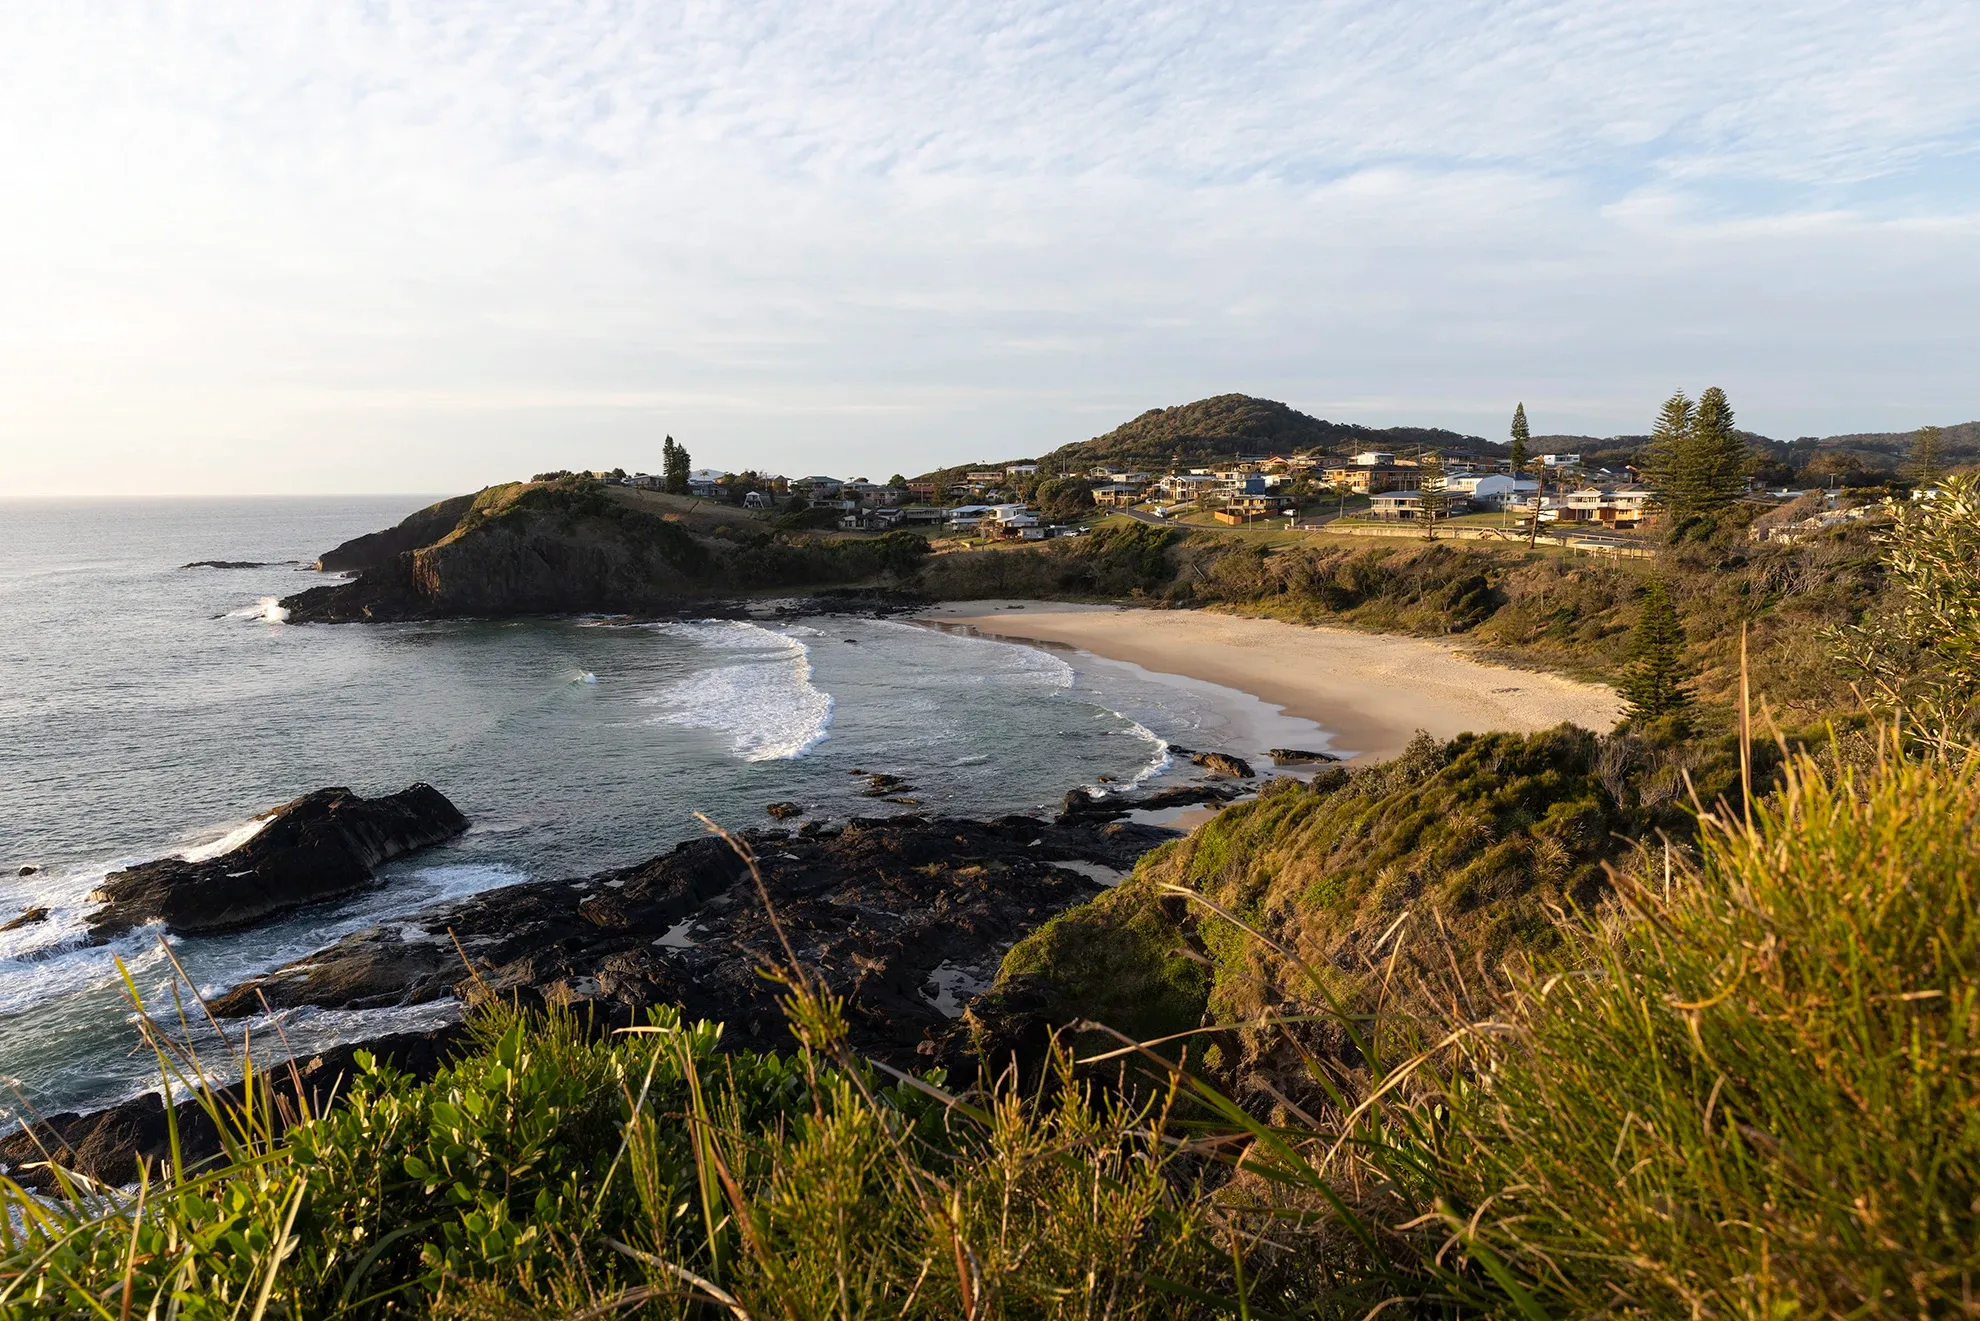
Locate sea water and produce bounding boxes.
[0,497,1331,1116]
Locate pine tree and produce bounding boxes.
[1620,579,1691,723]
[1509,403,1529,476]
[1416,450,1449,535]
[663,436,691,495]
[1689,386,1748,512]
[1643,390,1696,515]
[1911,425,1945,487]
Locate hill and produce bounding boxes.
[915,394,1490,483]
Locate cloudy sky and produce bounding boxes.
[2,2,1977,495]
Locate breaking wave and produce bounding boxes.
[648,621,835,762]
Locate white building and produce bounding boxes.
[1447,474,1539,509]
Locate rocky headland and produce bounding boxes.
[281,476,930,622]
[88,784,469,940]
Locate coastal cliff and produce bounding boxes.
[284,475,929,621]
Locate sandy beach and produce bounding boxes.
[917,601,1623,763]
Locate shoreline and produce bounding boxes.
[915,601,1624,762]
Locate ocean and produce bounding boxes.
[0,496,1331,1118]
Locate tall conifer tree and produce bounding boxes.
[1620,579,1691,723]
[1509,403,1529,476]
[1644,390,1696,515]
[1416,450,1448,534]
[1689,386,1748,512]
[663,436,691,494]
[1911,425,1945,486]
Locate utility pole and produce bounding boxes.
[1527,463,1543,549]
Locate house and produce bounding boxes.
[743,491,774,511]
[1539,453,1582,470]
[897,505,950,525]
[906,480,948,503]
[1091,482,1145,508]
[1157,474,1222,502]
[1324,462,1416,494]
[1228,493,1294,516]
[842,480,908,506]
[1005,463,1039,476]
[1367,490,1467,521]
[793,475,844,499]
[1560,486,1656,528]
[1446,474,1538,509]
[963,469,1007,487]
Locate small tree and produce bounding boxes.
[1832,472,1980,748]
[1509,403,1530,476]
[1620,579,1691,724]
[1910,425,1945,487]
[663,436,691,495]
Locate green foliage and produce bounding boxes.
[1647,387,1750,523]
[1033,475,1096,523]
[1034,393,1486,472]
[1508,402,1529,476]
[1910,424,1945,485]
[1618,578,1691,723]
[1832,472,1980,747]
[1415,450,1449,532]
[1393,749,1980,1317]
[0,993,1219,1318]
[660,436,689,495]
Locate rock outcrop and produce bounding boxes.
[210,813,1178,1067]
[314,495,475,573]
[88,785,469,939]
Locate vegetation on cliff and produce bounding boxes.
[285,475,929,621]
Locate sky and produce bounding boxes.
[2,2,1977,496]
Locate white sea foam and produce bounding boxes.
[225,596,289,623]
[574,670,599,685]
[178,815,270,862]
[647,620,834,761]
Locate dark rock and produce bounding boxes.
[861,772,914,797]
[1268,748,1339,764]
[0,1026,466,1192]
[765,802,804,820]
[1191,751,1254,778]
[208,814,1182,1069]
[1054,783,1247,825]
[314,495,475,574]
[16,865,36,877]
[0,906,48,932]
[181,560,287,570]
[88,784,469,940]
[1164,743,1197,757]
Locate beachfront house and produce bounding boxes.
[1560,486,1656,528]
[1446,474,1537,509]
[1367,489,1467,521]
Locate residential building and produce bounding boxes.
[1367,490,1468,521]
[1091,482,1145,508]
[1446,474,1538,509]
[1324,462,1416,494]
[1005,463,1039,476]
[793,475,844,499]
[1560,486,1656,528]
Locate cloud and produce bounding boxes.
[0,0,1976,493]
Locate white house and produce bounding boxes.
[1005,463,1040,476]
[1447,474,1539,509]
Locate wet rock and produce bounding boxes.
[208,813,1182,1069]
[1191,751,1255,778]
[861,772,915,797]
[1268,748,1339,764]
[16,865,36,877]
[88,784,469,940]
[1055,783,1247,825]
[765,802,804,820]
[0,906,48,932]
[181,560,285,570]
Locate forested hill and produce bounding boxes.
[1045,394,1487,469]
[912,394,1489,480]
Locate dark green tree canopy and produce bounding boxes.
[1620,579,1691,724]
[1509,403,1530,476]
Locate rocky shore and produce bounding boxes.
[3,785,1239,1188]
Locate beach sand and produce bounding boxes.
[917,601,1623,763]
